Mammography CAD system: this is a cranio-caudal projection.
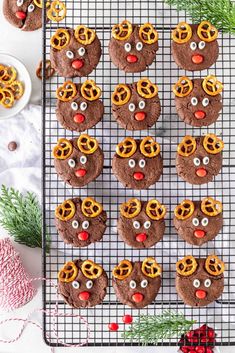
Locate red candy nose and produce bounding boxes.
[194,229,206,238]
[75,169,87,177]
[16,11,26,20]
[196,168,207,177]
[78,231,89,241]
[74,113,85,123]
[196,290,207,299]
[194,110,206,120]
[72,59,84,70]
[192,54,204,64]
[135,112,146,121]
[136,233,147,242]
[133,172,144,180]
[79,291,90,301]
[132,293,144,303]
[127,54,138,63]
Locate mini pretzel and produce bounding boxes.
[58,261,78,283]
[205,255,225,276]
[112,20,133,41]
[137,78,158,99]
[172,22,192,44]
[197,21,218,42]
[0,88,14,108]
[116,137,137,158]
[81,197,103,218]
[140,136,160,158]
[33,0,50,8]
[0,66,17,85]
[77,134,98,154]
[176,256,198,276]
[36,60,55,80]
[55,199,76,221]
[202,75,223,97]
[174,200,195,220]
[203,134,224,155]
[47,0,67,22]
[112,84,131,106]
[177,136,197,157]
[139,23,158,44]
[141,257,161,278]
[120,198,142,219]
[50,29,70,50]
[53,138,73,159]
[81,80,101,101]
[56,81,77,102]
[8,81,24,100]
[112,260,133,280]
[74,25,96,45]
[146,200,166,221]
[201,197,223,217]
[173,76,193,98]
[81,260,103,279]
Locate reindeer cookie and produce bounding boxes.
[172,21,219,71]
[109,21,159,73]
[174,198,223,246]
[55,197,107,247]
[118,198,166,248]
[112,137,163,190]
[176,255,225,307]
[112,258,162,308]
[173,76,223,127]
[58,259,108,308]
[112,79,161,130]
[50,25,101,77]
[55,80,104,132]
[176,134,224,185]
[53,134,104,187]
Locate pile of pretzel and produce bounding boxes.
[0,64,24,109]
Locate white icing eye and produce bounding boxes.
[201,217,209,227]
[128,103,136,112]
[192,218,199,226]
[139,100,145,109]
[124,43,131,52]
[72,220,79,229]
[80,101,87,111]
[82,220,89,229]
[86,280,93,289]
[80,155,87,165]
[193,279,200,288]
[203,156,210,165]
[66,50,74,59]
[71,102,78,111]
[193,158,200,167]
[190,42,197,51]
[68,159,76,168]
[17,0,23,6]
[139,159,146,168]
[27,3,35,12]
[144,220,151,229]
[78,47,86,56]
[136,42,143,51]
[191,97,198,106]
[133,221,140,229]
[141,279,148,288]
[199,41,206,50]
[72,281,80,289]
[128,159,136,168]
[129,280,137,289]
[204,279,211,288]
[202,97,209,107]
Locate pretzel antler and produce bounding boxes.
[112,260,133,280]
[53,138,73,160]
[77,134,99,155]
[116,137,137,158]
[205,255,225,276]
[197,21,218,42]
[201,197,223,217]
[202,75,223,96]
[139,23,158,44]
[174,200,195,220]
[112,20,133,41]
[58,261,78,283]
[140,136,160,158]
[203,134,224,155]
[56,81,77,102]
[112,84,131,106]
[55,199,76,221]
[172,22,192,44]
[120,198,142,219]
[74,25,96,45]
[81,197,103,218]
[146,200,166,221]
[141,257,161,278]
[137,78,158,99]
[177,136,197,157]
[173,76,193,98]
[81,260,103,279]
[176,256,198,277]
[47,0,67,23]
[50,29,70,50]
[80,80,101,101]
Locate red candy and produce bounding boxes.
[16,11,26,20]
[136,233,147,242]
[194,111,206,120]
[78,231,89,241]
[196,168,207,177]
[192,55,204,64]
[74,113,85,123]
[75,169,87,177]
[194,230,206,238]
[133,172,144,180]
[132,293,144,303]
[122,314,133,324]
[135,112,146,121]
[196,290,207,299]
[127,54,138,63]
[78,291,90,301]
[72,59,84,69]
[108,322,119,331]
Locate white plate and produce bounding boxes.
[0,53,32,119]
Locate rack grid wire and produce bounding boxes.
[42,0,235,346]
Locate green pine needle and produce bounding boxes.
[123,310,196,345]
[165,0,235,35]
[0,185,50,253]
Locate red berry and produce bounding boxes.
[205,348,213,353]
[200,337,209,343]
[186,331,195,339]
[108,322,119,331]
[188,338,199,343]
[207,329,215,339]
[122,314,133,324]
[188,350,196,353]
[195,346,206,353]
[180,347,189,353]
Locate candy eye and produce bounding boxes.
[68,159,76,168]
[17,0,24,6]
[129,103,136,112]
[78,47,86,56]
[66,50,74,59]
[203,156,210,165]
[128,159,136,168]
[129,280,136,289]
[139,100,145,109]
[192,218,199,226]
[136,42,143,51]
[27,3,35,12]
[72,220,79,229]
[124,43,131,52]
[141,279,148,288]
[133,221,140,229]
[72,281,80,289]
[191,97,198,106]
[198,41,206,50]
[201,217,209,226]
[144,221,151,229]
[86,280,93,289]
[190,42,197,51]
[193,279,200,288]
[139,159,146,168]
[80,155,87,165]
[71,102,78,111]
[193,158,200,167]
[204,279,211,288]
[80,101,87,111]
[202,98,209,107]
[82,220,89,229]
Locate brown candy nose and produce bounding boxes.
[194,110,206,120]
[16,11,26,20]
[192,54,204,64]
[135,112,146,121]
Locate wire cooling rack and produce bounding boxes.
[42,0,235,346]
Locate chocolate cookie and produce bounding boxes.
[118,198,166,249]
[58,259,108,308]
[172,21,219,71]
[176,255,225,307]
[50,26,101,77]
[53,134,103,187]
[111,79,161,130]
[112,258,162,308]
[112,136,163,190]
[56,80,104,132]
[109,21,159,73]
[55,197,107,247]
[174,198,223,246]
[173,76,223,127]
[176,134,224,185]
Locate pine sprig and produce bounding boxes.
[123,310,196,345]
[165,0,235,35]
[0,185,50,252]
